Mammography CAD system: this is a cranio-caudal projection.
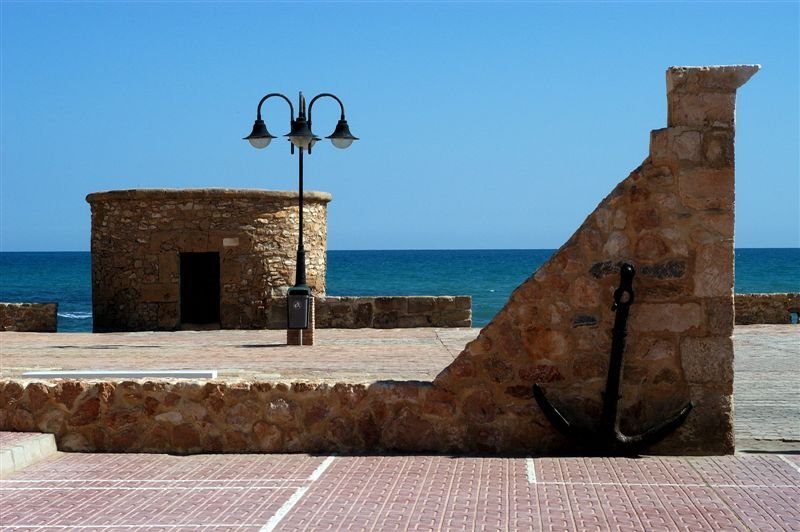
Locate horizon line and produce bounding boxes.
[1,246,799,253]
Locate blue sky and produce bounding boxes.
[1,1,797,251]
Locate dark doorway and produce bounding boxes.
[180,252,220,326]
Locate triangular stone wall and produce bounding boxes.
[434,65,759,454]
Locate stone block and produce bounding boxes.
[640,260,687,280]
[668,92,736,128]
[140,283,179,303]
[667,65,760,94]
[707,298,734,333]
[636,281,692,302]
[396,315,431,328]
[649,128,670,166]
[220,262,241,284]
[694,242,733,298]
[407,297,436,314]
[629,303,703,333]
[602,231,630,259]
[436,309,472,327]
[353,303,374,327]
[672,129,703,162]
[653,384,734,455]
[567,277,600,308]
[680,336,733,388]
[374,297,407,312]
[703,129,734,168]
[634,233,669,261]
[678,168,734,211]
[157,303,178,329]
[455,296,472,310]
[158,253,178,283]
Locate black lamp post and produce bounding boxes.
[244,91,357,329]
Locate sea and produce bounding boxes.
[0,249,798,332]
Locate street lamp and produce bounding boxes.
[244,91,357,335]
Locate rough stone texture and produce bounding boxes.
[0,303,58,332]
[270,296,472,329]
[434,65,759,455]
[0,379,439,454]
[86,189,330,332]
[0,66,758,456]
[735,293,800,324]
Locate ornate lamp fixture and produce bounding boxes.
[244,91,357,338]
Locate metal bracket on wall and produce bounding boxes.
[533,263,693,455]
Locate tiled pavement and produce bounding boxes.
[0,328,473,383]
[1,450,799,530]
[730,325,800,448]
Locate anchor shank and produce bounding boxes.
[601,264,635,439]
[602,303,629,436]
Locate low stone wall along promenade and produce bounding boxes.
[0,303,57,332]
[735,293,799,325]
[268,296,472,329]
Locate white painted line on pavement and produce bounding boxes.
[0,478,309,483]
[260,455,335,532]
[9,525,270,529]
[260,486,309,532]
[308,455,336,481]
[22,369,218,379]
[530,481,796,488]
[526,456,537,484]
[779,454,800,474]
[0,485,292,491]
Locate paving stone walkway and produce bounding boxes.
[1,446,799,530]
[0,328,473,383]
[730,325,800,450]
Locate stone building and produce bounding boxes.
[87,189,330,332]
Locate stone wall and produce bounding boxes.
[433,65,759,455]
[1,65,759,456]
[266,296,472,329]
[0,380,447,454]
[0,303,58,332]
[735,293,800,324]
[87,189,330,332]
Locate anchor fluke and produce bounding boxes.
[614,402,693,447]
[533,384,589,440]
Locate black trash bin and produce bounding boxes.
[287,286,312,329]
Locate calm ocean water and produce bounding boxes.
[1,249,797,332]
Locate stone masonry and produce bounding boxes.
[735,293,800,324]
[434,65,760,454]
[87,189,330,332]
[269,296,472,329]
[0,66,759,455]
[0,303,58,332]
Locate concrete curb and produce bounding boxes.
[0,433,58,477]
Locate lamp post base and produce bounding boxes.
[287,296,315,346]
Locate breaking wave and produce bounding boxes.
[58,312,92,319]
